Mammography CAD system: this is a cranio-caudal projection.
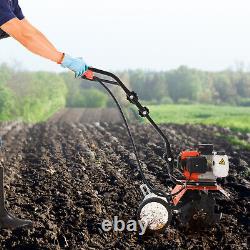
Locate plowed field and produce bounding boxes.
[0,110,249,249]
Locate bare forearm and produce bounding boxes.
[20,19,61,59]
[0,18,63,63]
[19,30,63,63]
[35,30,58,51]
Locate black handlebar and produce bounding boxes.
[81,67,182,190]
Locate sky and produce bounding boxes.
[0,0,249,72]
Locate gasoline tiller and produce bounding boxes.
[82,68,230,232]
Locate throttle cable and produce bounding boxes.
[94,76,186,199]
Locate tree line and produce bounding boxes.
[0,64,67,122]
[63,66,250,106]
[0,64,249,122]
[123,66,250,106]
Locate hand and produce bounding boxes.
[61,54,88,77]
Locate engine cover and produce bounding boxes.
[186,156,208,173]
[180,144,229,181]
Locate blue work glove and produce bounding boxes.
[61,54,88,77]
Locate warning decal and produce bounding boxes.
[219,158,225,165]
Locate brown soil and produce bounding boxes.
[49,108,122,124]
[0,111,249,249]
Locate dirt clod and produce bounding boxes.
[0,121,249,249]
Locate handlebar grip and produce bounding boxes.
[82,69,94,80]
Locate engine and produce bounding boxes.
[180,144,229,182]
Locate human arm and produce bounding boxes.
[0,18,64,63]
[0,0,88,76]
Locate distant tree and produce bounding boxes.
[197,72,214,103]
[234,73,250,98]
[167,66,201,102]
[128,70,169,102]
[213,72,237,104]
[0,63,12,84]
[68,87,108,108]
[0,85,15,119]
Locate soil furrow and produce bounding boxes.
[0,121,248,249]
